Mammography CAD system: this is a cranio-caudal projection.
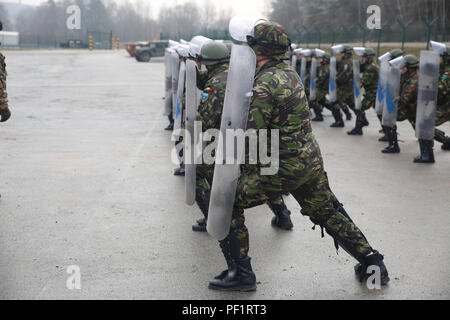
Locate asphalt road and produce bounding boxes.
[0,50,449,299]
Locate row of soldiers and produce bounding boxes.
[162,17,395,292]
[0,21,12,201]
[289,41,449,163]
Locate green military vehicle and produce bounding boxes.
[135,40,169,62]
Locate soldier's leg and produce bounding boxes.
[209,167,272,291]
[348,98,372,136]
[173,136,185,176]
[266,196,294,230]
[330,101,345,128]
[165,111,174,131]
[193,165,214,232]
[290,169,389,284]
[310,100,324,122]
[382,125,400,154]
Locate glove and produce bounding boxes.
[0,106,11,122]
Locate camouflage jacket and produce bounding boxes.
[316,62,329,92]
[397,68,418,121]
[436,61,450,125]
[196,62,229,131]
[336,57,353,89]
[0,53,8,109]
[361,62,379,100]
[248,59,320,161]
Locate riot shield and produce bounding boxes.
[185,59,198,205]
[164,50,173,116]
[171,51,180,118]
[300,57,307,85]
[353,59,362,110]
[207,44,257,241]
[415,50,440,140]
[382,66,401,128]
[291,54,298,69]
[375,60,389,116]
[328,57,337,103]
[309,57,317,101]
[174,60,186,131]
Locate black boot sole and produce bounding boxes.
[208,283,257,292]
[271,217,293,230]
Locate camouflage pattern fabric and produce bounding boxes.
[335,54,355,112]
[0,53,8,109]
[316,61,329,106]
[436,60,450,126]
[250,22,290,60]
[397,67,447,143]
[356,61,379,127]
[227,59,373,261]
[194,62,288,218]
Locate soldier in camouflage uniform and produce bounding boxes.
[192,41,294,232]
[329,44,353,128]
[348,48,378,135]
[310,50,333,122]
[0,21,11,200]
[0,21,10,124]
[382,54,449,157]
[208,21,389,292]
[434,43,450,151]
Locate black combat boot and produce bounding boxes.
[361,113,369,127]
[330,108,345,128]
[413,139,435,163]
[268,200,294,230]
[354,250,390,286]
[311,103,324,122]
[173,163,185,176]
[193,190,209,232]
[209,257,257,291]
[441,138,450,151]
[347,126,363,135]
[343,106,352,120]
[165,122,174,131]
[381,127,400,154]
[192,218,207,232]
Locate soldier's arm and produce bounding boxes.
[247,81,274,130]
[398,80,417,111]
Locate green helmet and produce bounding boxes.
[247,21,290,58]
[363,48,375,57]
[404,54,419,68]
[199,41,230,66]
[321,52,331,62]
[223,41,233,54]
[389,49,404,60]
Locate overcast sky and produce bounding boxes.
[1,0,270,18]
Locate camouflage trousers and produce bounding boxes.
[356,94,376,128]
[336,88,355,114]
[195,164,288,220]
[226,141,373,262]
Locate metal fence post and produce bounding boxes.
[421,16,439,49]
[376,22,388,58]
[397,18,414,51]
[314,26,322,48]
[303,26,310,48]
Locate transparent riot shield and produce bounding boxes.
[174,61,186,131]
[328,57,337,103]
[353,59,362,110]
[415,50,440,140]
[207,44,257,241]
[300,57,307,85]
[164,50,172,116]
[375,60,389,116]
[382,66,401,128]
[171,51,180,118]
[309,57,317,101]
[291,54,298,69]
[185,59,198,205]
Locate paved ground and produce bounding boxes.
[0,50,449,300]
